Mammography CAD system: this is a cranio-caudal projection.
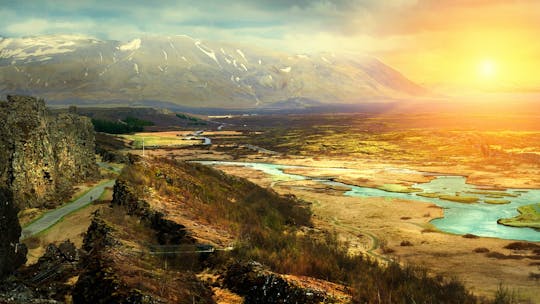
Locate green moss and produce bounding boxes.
[483,199,511,205]
[377,184,422,193]
[498,203,540,229]
[465,190,518,198]
[416,192,442,198]
[438,194,479,204]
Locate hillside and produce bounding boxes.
[70,156,476,303]
[0,34,427,108]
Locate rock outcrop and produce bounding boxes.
[0,187,27,280]
[0,95,98,208]
[223,261,326,304]
[112,179,194,245]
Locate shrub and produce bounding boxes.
[473,247,490,253]
[492,283,517,304]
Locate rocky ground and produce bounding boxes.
[0,96,98,209]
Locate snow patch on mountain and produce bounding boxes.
[280,66,291,73]
[118,38,141,51]
[236,49,247,62]
[194,41,220,67]
[321,56,331,64]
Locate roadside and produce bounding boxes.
[21,179,115,239]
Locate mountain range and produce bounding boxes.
[0,34,428,109]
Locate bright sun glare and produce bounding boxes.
[479,59,497,79]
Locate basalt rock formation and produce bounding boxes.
[0,95,98,209]
[0,187,27,280]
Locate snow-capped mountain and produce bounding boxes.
[0,34,427,108]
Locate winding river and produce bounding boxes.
[198,161,540,242]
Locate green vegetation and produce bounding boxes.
[484,199,511,205]
[120,158,477,303]
[465,191,518,198]
[119,133,193,148]
[176,113,207,126]
[378,184,422,193]
[438,194,479,203]
[498,203,540,229]
[416,192,442,198]
[416,192,480,203]
[92,116,154,134]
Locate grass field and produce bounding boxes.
[498,203,540,229]
[119,132,201,148]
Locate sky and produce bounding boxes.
[1,0,540,93]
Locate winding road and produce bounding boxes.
[20,163,121,240]
[21,179,115,239]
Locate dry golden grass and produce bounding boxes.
[23,203,102,265]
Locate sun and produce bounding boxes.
[478,59,497,79]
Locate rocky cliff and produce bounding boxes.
[0,95,98,208]
[0,187,27,280]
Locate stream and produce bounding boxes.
[198,161,540,242]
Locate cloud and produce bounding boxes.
[0,0,413,39]
[5,18,97,37]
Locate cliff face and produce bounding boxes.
[0,187,27,280]
[0,95,98,208]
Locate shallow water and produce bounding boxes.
[198,161,540,241]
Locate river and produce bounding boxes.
[198,161,540,242]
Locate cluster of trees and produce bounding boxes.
[176,113,207,126]
[91,116,154,134]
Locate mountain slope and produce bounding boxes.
[0,34,427,108]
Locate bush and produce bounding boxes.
[473,247,490,253]
[492,283,517,304]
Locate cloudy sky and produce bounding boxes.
[1,0,540,91]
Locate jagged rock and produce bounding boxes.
[0,95,98,209]
[112,179,194,245]
[223,261,325,304]
[81,216,118,253]
[0,187,27,280]
[36,240,79,270]
[74,215,163,304]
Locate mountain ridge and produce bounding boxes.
[0,34,428,108]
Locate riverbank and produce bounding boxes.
[206,161,540,302]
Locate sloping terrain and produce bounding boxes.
[0,34,427,108]
[75,156,475,303]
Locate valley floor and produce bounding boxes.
[127,127,540,302]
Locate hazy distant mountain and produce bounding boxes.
[0,34,428,108]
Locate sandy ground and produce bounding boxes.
[213,164,540,302]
